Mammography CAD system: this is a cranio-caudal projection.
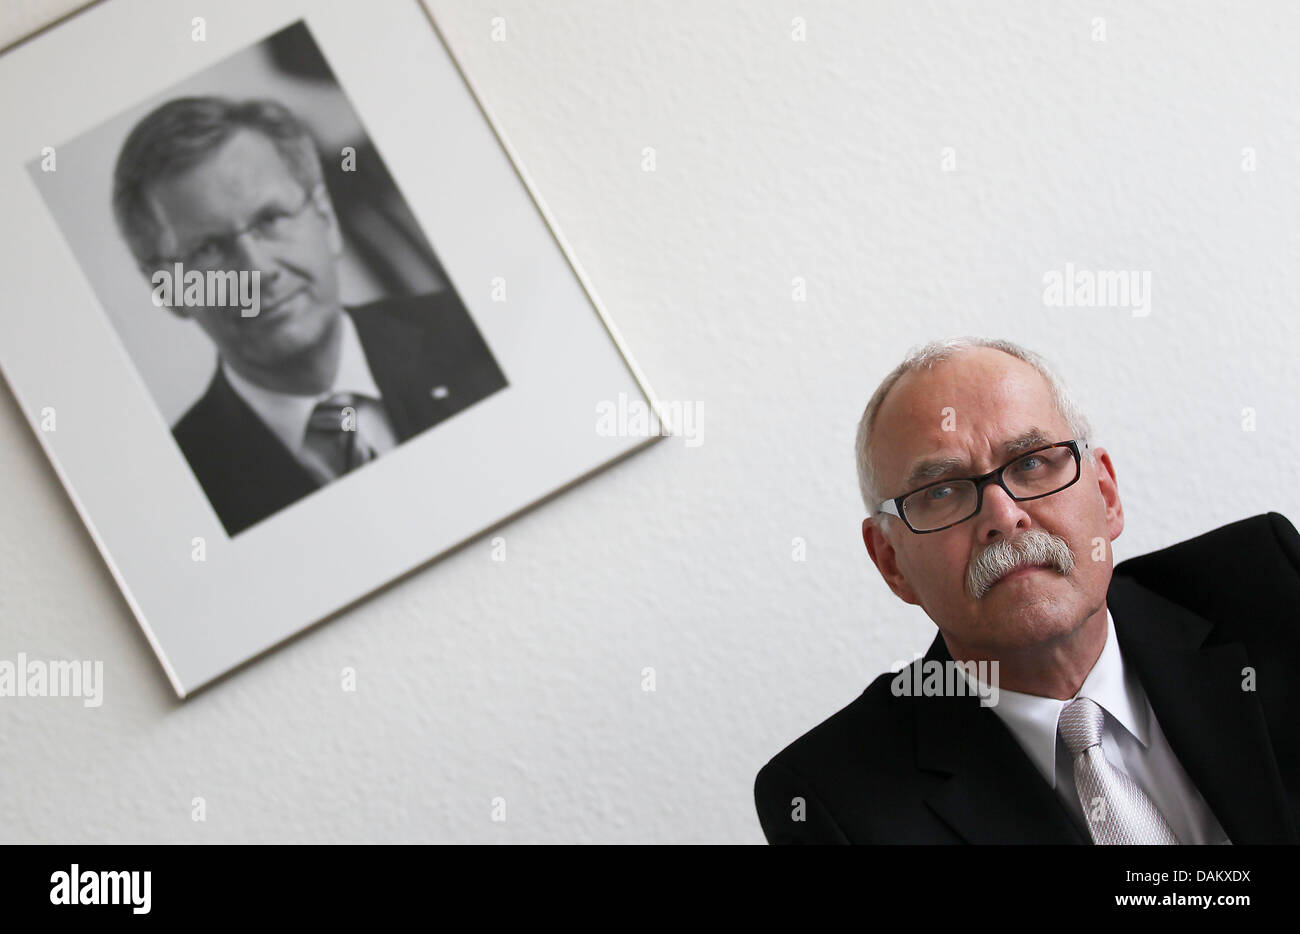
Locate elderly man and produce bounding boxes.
[112,96,506,536]
[755,337,1300,844]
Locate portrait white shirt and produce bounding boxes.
[959,608,1231,844]
[221,311,399,474]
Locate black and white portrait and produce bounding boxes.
[3,0,659,696]
[29,20,507,537]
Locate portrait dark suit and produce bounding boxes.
[754,511,1300,844]
[172,289,507,536]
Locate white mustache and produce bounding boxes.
[967,529,1075,599]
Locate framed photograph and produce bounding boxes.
[0,0,662,697]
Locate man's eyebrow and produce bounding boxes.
[900,428,1055,490]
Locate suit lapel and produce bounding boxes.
[1107,574,1297,844]
[916,636,1088,844]
[347,304,437,442]
[205,369,322,518]
[915,574,1297,845]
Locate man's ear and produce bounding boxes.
[139,261,193,321]
[134,205,192,321]
[862,516,920,606]
[1090,445,1124,543]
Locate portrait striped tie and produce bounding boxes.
[303,391,377,481]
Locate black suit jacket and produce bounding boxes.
[172,291,507,537]
[754,512,1300,844]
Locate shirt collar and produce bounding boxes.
[956,606,1152,788]
[221,310,383,455]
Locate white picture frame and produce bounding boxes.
[0,0,663,697]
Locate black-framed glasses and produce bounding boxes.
[152,184,321,272]
[875,439,1088,534]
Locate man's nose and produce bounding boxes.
[974,481,1033,541]
[229,230,281,280]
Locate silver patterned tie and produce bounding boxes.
[1058,697,1180,845]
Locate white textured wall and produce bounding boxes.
[2,0,1298,843]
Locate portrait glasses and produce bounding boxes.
[158,183,321,272]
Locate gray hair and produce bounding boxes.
[855,337,1095,514]
[112,96,324,268]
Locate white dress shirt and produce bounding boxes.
[959,608,1230,844]
[222,312,399,477]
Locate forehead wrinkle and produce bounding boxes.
[901,426,1056,490]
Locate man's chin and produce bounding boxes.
[968,604,1082,654]
[237,304,340,362]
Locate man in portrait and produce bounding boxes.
[111,96,507,536]
[754,337,1300,844]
